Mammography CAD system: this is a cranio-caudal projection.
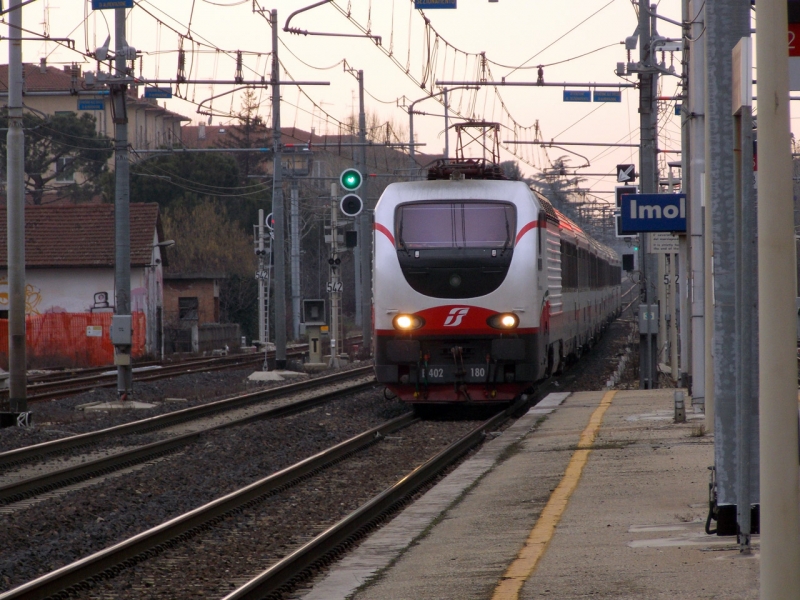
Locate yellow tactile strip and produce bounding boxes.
[492,390,617,600]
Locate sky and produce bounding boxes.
[10,0,690,203]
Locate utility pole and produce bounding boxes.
[704,0,751,536]
[6,0,26,417]
[291,179,301,341]
[112,6,132,399]
[637,1,658,389]
[756,0,800,594]
[686,0,706,413]
[329,183,341,368]
[270,9,286,370]
[257,208,267,351]
[357,70,372,356]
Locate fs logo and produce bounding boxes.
[443,307,470,327]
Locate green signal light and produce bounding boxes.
[340,168,363,191]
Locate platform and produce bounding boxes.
[301,389,759,600]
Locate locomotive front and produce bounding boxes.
[373,180,546,405]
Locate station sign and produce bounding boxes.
[414,0,456,7]
[78,99,105,111]
[593,90,621,103]
[144,87,173,99]
[92,0,133,8]
[619,193,687,234]
[563,90,591,102]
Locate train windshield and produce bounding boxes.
[396,201,516,249]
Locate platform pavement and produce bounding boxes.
[299,389,759,600]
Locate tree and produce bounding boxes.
[216,89,270,184]
[0,109,113,204]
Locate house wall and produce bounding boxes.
[0,265,163,356]
[163,279,219,327]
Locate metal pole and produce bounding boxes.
[705,0,750,532]
[329,183,341,368]
[357,70,372,356]
[756,0,800,593]
[733,105,751,551]
[443,87,450,160]
[638,0,658,389]
[6,0,26,414]
[687,0,705,408]
[290,181,301,341]
[354,70,366,329]
[113,7,132,399]
[271,9,286,370]
[678,0,691,390]
[669,253,679,382]
[408,106,416,177]
[257,209,266,348]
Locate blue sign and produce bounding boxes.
[675,103,682,115]
[619,194,687,234]
[144,87,173,99]
[593,90,622,103]
[563,90,591,102]
[92,0,133,8]
[414,0,456,7]
[78,99,105,111]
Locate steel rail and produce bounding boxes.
[0,371,376,505]
[0,366,374,470]
[0,413,415,600]
[223,402,518,600]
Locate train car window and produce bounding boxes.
[395,202,516,249]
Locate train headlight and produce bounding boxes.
[393,314,425,331]
[487,312,519,329]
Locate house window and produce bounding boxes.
[178,297,199,321]
[56,157,75,182]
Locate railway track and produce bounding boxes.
[0,397,516,600]
[0,366,375,502]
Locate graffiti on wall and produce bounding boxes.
[0,277,43,315]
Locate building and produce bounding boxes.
[0,203,167,366]
[0,62,189,147]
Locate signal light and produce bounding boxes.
[340,168,363,192]
[340,194,363,217]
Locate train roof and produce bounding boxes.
[531,189,619,263]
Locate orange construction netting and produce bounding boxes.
[0,312,147,368]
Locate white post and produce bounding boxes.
[756,0,800,595]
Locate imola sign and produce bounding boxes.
[618,193,687,234]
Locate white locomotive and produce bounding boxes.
[373,173,621,407]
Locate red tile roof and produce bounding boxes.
[0,64,78,93]
[0,203,162,268]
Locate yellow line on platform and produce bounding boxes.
[492,390,617,600]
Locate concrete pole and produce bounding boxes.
[357,70,372,356]
[704,0,750,528]
[6,0,26,413]
[290,180,301,341]
[270,9,286,370]
[688,0,706,412]
[113,7,132,398]
[755,0,800,593]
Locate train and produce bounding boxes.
[372,164,622,408]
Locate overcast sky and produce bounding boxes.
[10,0,699,198]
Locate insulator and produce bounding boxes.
[235,51,244,84]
